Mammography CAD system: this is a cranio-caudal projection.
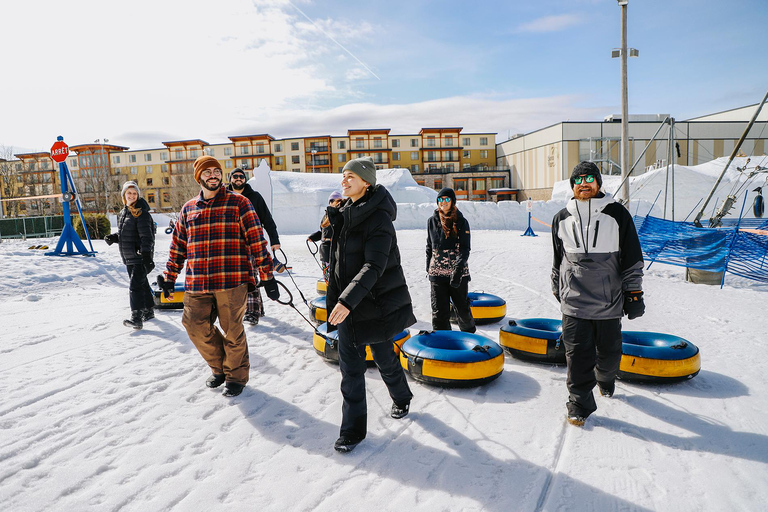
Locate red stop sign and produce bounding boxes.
[50,140,69,163]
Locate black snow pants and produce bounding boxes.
[561,315,622,418]
[337,321,413,439]
[430,278,476,333]
[127,263,154,312]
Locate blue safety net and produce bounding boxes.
[634,215,768,284]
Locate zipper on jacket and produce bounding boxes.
[592,220,600,248]
[585,200,591,255]
[571,222,581,248]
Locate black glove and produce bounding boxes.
[450,268,463,288]
[104,233,119,246]
[624,290,645,319]
[262,278,280,301]
[142,252,155,273]
[156,275,175,299]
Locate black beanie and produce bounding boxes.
[436,187,457,204]
[569,161,602,188]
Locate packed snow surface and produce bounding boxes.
[2,156,767,511]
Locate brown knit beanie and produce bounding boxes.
[193,155,222,183]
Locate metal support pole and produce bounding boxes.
[620,1,630,204]
[670,118,676,220]
[664,122,671,219]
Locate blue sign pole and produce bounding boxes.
[521,197,537,237]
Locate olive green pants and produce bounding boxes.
[182,284,250,385]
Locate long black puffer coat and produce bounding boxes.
[425,208,471,283]
[326,185,416,345]
[116,197,155,266]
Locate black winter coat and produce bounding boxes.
[326,185,416,345]
[116,197,155,266]
[308,222,333,264]
[426,208,471,282]
[227,183,280,246]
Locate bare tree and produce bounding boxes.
[0,146,23,217]
[170,164,200,211]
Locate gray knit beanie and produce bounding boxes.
[121,181,141,203]
[342,156,377,186]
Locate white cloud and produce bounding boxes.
[516,14,584,33]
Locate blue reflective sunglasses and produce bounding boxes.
[437,197,452,203]
[573,175,596,185]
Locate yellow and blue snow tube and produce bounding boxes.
[309,296,327,325]
[313,322,410,364]
[151,281,185,309]
[619,331,701,382]
[316,279,327,296]
[399,331,504,387]
[452,292,507,325]
[498,318,565,364]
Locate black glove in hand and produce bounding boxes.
[104,233,119,246]
[449,268,463,288]
[624,290,645,319]
[262,278,280,301]
[142,252,155,273]
[157,275,175,299]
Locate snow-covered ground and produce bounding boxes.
[2,225,767,511]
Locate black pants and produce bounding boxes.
[561,315,622,417]
[127,264,154,312]
[337,321,413,439]
[431,278,476,333]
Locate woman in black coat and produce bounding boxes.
[326,157,415,453]
[104,181,155,330]
[307,190,343,283]
[426,187,475,333]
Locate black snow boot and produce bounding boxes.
[123,311,143,330]
[142,308,155,321]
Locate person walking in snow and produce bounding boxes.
[551,161,645,427]
[307,190,343,283]
[104,181,156,330]
[226,167,281,326]
[158,155,280,398]
[426,187,476,333]
[326,156,415,453]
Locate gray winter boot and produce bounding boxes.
[123,311,143,330]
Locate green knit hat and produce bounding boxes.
[342,156,377,186]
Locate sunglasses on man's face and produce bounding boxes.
[437,197,452,203]
[231,174,246,180]
[573,175,596,185]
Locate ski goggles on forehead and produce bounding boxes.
[573,175,596,185]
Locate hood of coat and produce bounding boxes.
[566,191,614,217]
[332,184,396,229]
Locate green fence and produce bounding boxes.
[0,215,71,240]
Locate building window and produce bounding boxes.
[434,179,443,190]
[411,152,419,160]
[129,155,136,163]
[357,153,364,159]
[462,137,470,146]
[160,152,168,160]
[445,151,457,161]
[147,193,155,203]
[463,150,471,159]
[427,137,436,147]
[70,158,78,167]
[144,153,152,162]
[190,149,199,158]
[480,137,488,146]
[391,139,400,148]
[373,138,382,148]
[208,148,215,156]
[463,163,471,169]
[275,156,283,165]
[337,141,346,150]
[291,142,300,151]
[292,155,300,164]
[373,153,384,164]
[161,164,168,172]
[146,166,153,173]
[224,147,232,156]
[163,177,170,185]
[426,151,438,162]
[146,178,153,186]
[392,152,400,161]
[239,145,249,155]
[445,136,453,146]
[274,143,282,152]
[175,150,183,160]
[112,156,120,164]
[490,177,505,188]
[355,138,364,149]
[410,138,419,147]
[411,164,419,173]
[130,166,138,174]
[225,160,233,169]
[292,168,300,172]
[163,192,170,203]
[338,166,344,172]
[338,154,346,163]
[480,150,488,159]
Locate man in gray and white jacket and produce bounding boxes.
[551,161,645,427]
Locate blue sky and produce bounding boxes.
[2,0,767,154]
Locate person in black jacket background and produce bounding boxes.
[326,156,415,453]
[104,181,155,330]
[227,168,281,325]
[426,187,475,333]
[307,190,343,283]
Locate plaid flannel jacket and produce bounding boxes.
[164,187,273,292]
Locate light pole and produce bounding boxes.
[311,148,317,173]
[612,0,638,203]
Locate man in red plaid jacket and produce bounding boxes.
[161,155,280,397]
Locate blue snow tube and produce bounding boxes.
[451,292,507,325]
[150,281,185,309]
[312,322,410,364]
[619,331,701,382]
[399,330,504,387]
[498,318,566,364]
